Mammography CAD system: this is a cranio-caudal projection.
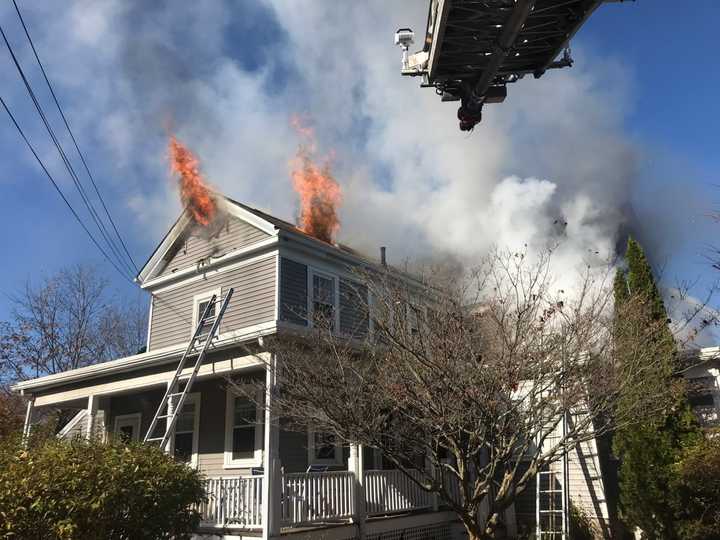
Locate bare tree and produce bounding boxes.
[0,265,147,390]
[246,249,711,540]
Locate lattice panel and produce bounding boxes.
[367,523,452,540]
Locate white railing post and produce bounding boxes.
[262,353,281,539]
[349,444,366,538]
[85,394,98,440]
[426,450,439,512]
[22,397,35,447]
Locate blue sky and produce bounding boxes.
[0,1,718,329]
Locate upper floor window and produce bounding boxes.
[192,288,221,338]
[311,271,337,330]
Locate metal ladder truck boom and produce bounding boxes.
[144,288,234,449]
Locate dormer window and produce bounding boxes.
[311,271,337,330]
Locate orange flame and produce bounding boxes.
[290,116,342,244]
[168,135,216,226]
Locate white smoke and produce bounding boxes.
[0,1,640,278]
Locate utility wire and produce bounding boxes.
[0,23,135,276]
[0,95,135,286]
[11,0,140,274]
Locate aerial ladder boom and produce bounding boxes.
[396,0,632,130]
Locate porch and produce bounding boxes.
[196,468,453,536]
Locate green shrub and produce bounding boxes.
[569,502,597,540]
[671,438,720,540]
[0,433,206,539]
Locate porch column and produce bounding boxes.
[85,394,98,439]
[349,444,366,538]
[22,397,35,446]
[262,353,281,539]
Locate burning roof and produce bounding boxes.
[167,121,343,246]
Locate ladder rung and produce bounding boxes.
[157,414,172,420]
[146,437,164,442]
[168,392,185,398]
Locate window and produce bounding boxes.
[192,288,221,339]
[173,396,198,463]
[224,388,263,468]
[113,413,141,443]
[311,271,337,330]
[308,429,342,465]
[171,393,200,467]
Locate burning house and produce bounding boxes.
[12,137,642,539]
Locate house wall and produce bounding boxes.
[278,255,370,338]
[157,219,270,277]
[103,374,349,477]
[149,253,277,350]
[513,439,611,540]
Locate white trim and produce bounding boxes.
[224,386,264,469]
[150,251,277,295]
[142,237,279,291]
[191,288,222,338]
[139,212,192,283]
[13,324,277,396]
[146,295,154,351]
[32,351,269,407]
[56,409,87,439]
[113,413,142,442]
[308,267,341,331]
[307,429,343,466]
[137,198,279,285]
[170,392,201,468]
[274,253,280,321]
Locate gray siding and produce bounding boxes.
[279,257,308,325]
[340,279,369,338]
[158,219,269,277]
[149,255,277,351]
[108,387,165,442]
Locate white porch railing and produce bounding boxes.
[282,470,356,526]
[695,404,720,427]
[364,469,434,516]
[198,469,440,530]
[198,475,263,528]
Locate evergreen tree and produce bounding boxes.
[613,238,701,539]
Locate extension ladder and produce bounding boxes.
[143,288,234,449]
[536,413,569,539]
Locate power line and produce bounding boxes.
[0,95,135,286]
[11,0,140,274]
[0,23,135,276]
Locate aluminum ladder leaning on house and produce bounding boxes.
[536,412,569,539]
[143,289,234,449]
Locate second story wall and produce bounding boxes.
[278,254,370,339]
[157,219,270,278]
[148,253,277,351]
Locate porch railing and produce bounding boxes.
[695,404,720,427]
[199,468,441,530]
[281,470,355,526]
[364,469,434,516]
[198,475,263,528]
